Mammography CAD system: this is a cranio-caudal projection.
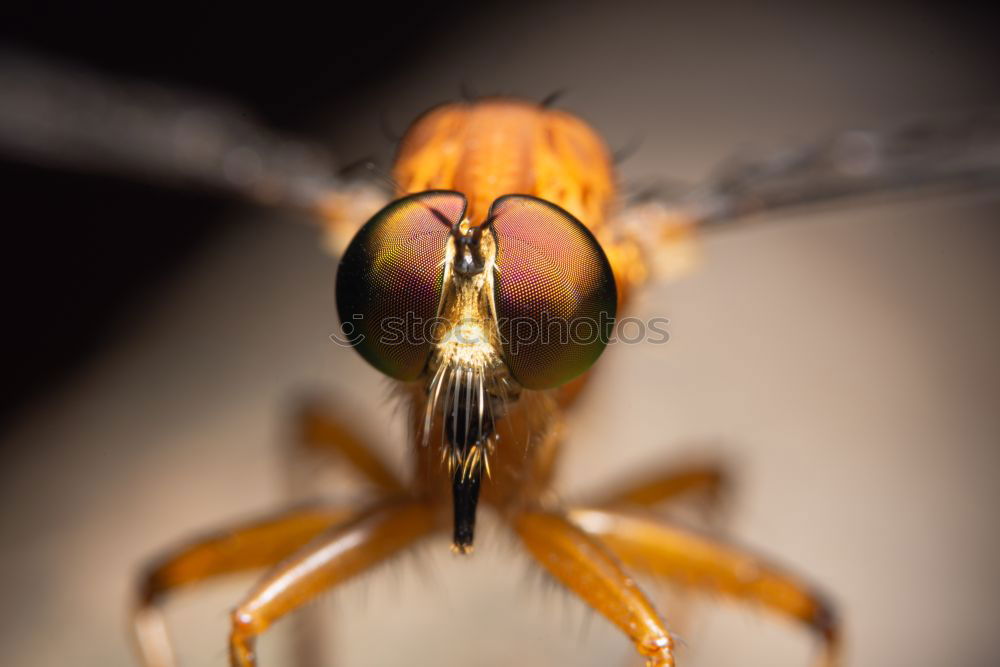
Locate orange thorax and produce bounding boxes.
[393,98,615,233]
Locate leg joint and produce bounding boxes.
[230,606,263,636]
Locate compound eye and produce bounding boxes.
[336,191,467,380]
[490,195,617,389]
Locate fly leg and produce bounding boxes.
[589,461,731,514]
[291,398,404,494]
[585,461,734,640]
[229,498,437,667]
[569,507,841,667]
[513,508,676,666]
[133,503,356,667]
[285,400,408,666]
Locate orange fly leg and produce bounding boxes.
[570,507,841,667]
[133,504,355,667]
[589,461,733,514]
[229,499,437,667]
[284,400,409,666]
[292,399,405,494]
[513,508,676,667]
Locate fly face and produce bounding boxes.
[336,190,617,551]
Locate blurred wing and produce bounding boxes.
[5,49,998,253]
[617,111,1000,283]
[0,50,389,253]
[681,111,1000,227]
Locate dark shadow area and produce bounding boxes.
[0,1,494,430]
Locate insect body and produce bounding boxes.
[337,100,620,552]
[132,99,841,667]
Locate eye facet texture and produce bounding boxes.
[336,191,466,380]
[490,195,617,389]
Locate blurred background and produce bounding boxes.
[1,2,999,666]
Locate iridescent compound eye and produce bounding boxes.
[336,191,467,380]
[489,195,617,389]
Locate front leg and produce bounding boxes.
[569,507,841,666]
[291,399,404,493]
[133,503,355,667]
[590,461,731,512]
[229,498,437,667]
[513,508,675,666]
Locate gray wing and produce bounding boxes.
[0,49,350,212]
[4,49,999,229]
[670,111,1000,227]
